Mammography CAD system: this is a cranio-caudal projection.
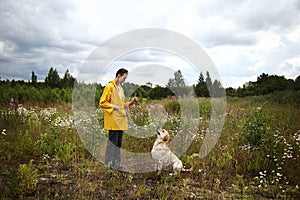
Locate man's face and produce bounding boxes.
[118,73,127,84]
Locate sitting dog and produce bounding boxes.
[151,127,191,175]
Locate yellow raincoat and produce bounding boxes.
[99,80,130,130]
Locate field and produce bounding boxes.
[0,95,300,199]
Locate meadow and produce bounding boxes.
[0,95,299,199]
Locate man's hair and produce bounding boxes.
[116,68,128,77]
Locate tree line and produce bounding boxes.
[128,70,225,99]
[225,73,300,97]
[0,68,76,105]
[1,67,300,106]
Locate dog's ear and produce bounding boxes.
[156,127,161,135]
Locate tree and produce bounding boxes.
[205,71,212,90]
[257,73,269,84]
[225,87,236,96]
[149,85,174,100]
[255,73,289,95]
[146,82,153,88]
[31,71,37,85]
[212,79,225,97]
[194,72,209,97]
[295,75,300,90]
[133,85,152,99]
[45,67,61,88]
[167,70,189,96]
[61,69,76,88]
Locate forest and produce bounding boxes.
[1,67,300,106]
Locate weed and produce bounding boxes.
[17,159,38,196]
[232,174,248,199]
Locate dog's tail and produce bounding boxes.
[182,166,193,172]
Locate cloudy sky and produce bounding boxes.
[1,0,300,88]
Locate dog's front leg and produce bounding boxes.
[154,160,158,172]
[157,160,163,174]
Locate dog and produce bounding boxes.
[151,127,192,175]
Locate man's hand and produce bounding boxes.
[129,93,137,106]
[114,105,121,110]
[133,92,137,102]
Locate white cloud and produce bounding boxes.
[0,0,300,87]
[279,55,300,77]
[286,25,300,43]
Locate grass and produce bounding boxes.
[0,96,300,199]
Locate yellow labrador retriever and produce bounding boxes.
[151,127,191,175]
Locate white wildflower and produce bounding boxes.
[1,129,7,135]
[277,173,282,177]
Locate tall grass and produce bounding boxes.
[0,96,299,199]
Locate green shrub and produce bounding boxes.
[17,159,38,196]
[241,107,269,148]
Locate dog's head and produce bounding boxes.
[156,127,170,142]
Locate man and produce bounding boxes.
[99,68,137,170]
